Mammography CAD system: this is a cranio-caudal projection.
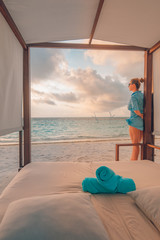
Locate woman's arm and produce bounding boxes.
[134,110,143,119]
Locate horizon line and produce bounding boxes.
[30,116,128,118]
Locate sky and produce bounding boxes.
[30,45,144,118]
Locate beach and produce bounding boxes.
[1,138,160,194]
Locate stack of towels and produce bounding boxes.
[82,166,136,194]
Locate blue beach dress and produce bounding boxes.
[126,91,144,131]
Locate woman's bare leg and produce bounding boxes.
[129,126,143,160]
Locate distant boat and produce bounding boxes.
[93,112,98,122]
[108,112,115,118]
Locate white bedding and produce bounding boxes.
[0,193,110,240]
[91,194,160,240]
[0,160,160,239]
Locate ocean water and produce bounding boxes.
[0,117,129,144]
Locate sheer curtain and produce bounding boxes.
[0,13,23,136]
[153,48,160,135]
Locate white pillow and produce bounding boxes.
[0,193,109,240]
[128,186,160,231]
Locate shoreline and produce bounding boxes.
[1,135,160,146]
[2,135,160,146]
[0,137,131,146]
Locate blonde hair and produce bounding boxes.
[130,78,144,90]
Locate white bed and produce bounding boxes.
[0,160,160,239]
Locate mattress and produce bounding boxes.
[0,160,160,239]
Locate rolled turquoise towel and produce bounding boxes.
[82,166,136,194]
[117,177,136,193]
[96,166,121,192]
[82,178,111,194]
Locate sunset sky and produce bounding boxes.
[30,45,144,118]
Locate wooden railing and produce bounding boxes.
[147,144,160,150]
[115,143,143,161]
[115,143,160,161]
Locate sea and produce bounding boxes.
[0,117,130,145]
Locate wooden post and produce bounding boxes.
[23,47,31,165]
[115,145,119,161]
[143,51,154,160]
[140,144,143,160]
[19,131,23,169]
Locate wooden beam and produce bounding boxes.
[23,47,31,165]
[89,0,104,44]
[143,50,154,160]
[0,0,26,49]
[28,42,147,51]
[149,41,160,54]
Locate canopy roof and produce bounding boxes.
[3,0,160,48]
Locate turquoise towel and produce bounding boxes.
[96,166,121,192]
[82,178,111,194]
[117,177,136,193]
[82,166,136,194]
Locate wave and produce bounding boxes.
[0,117,131,145]
[0,137,131,146]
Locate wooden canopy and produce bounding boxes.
[1,0,160,48]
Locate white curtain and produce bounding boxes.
[153,48,160,135]
[0,13,23,136]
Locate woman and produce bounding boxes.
[126,78,144,160]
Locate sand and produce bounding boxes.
[1,138,160,194]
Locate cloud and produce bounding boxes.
[84,50,144,80]
[31,89,56,106]
[33,99,56,106]
[52,92,78,102]
[31,88,78,105]
[32,59,131,113]
[56,67,130,112]
[31,48,136,116]
[30,48,68,81]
